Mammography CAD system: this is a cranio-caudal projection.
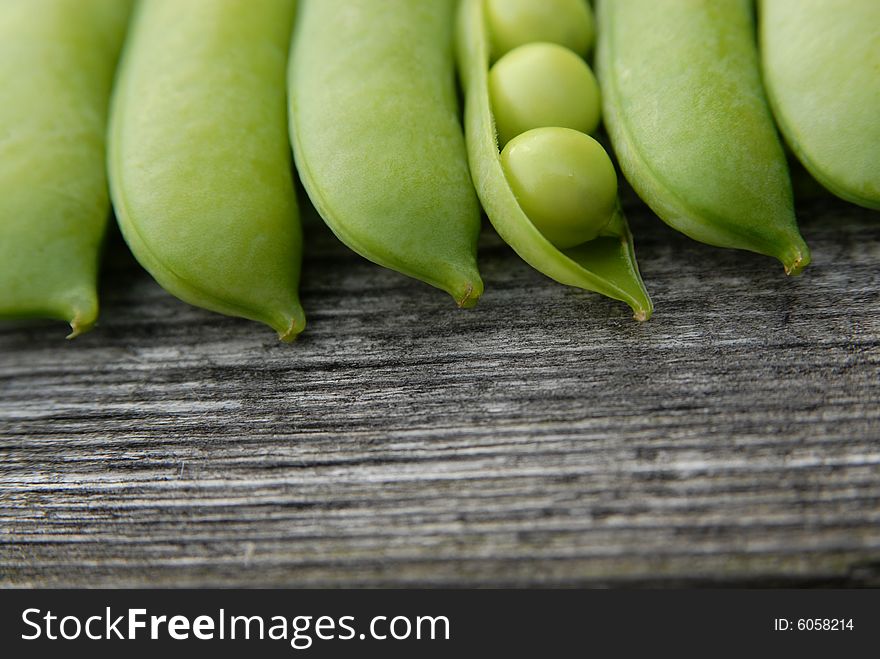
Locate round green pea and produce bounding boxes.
[485,0,594,60]
[500,127,618,249]
[489,42,601,147]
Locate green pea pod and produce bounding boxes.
[289,0,483,308]
[596,0,811,275]
[456,0,652,320]
[760,0,880,210]
[0,0,132,337]
[109,0,305,340]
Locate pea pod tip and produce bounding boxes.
[781,244,811,277]
[455,282,482,309]
[65,311,97,340]
[457,298,479,310]
[276,315,306,343]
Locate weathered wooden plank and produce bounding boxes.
[1,193,879,587]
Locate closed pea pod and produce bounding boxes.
[456,0,652,320]
[596,0,811,274]
[109,0,305,340]
[289,0,483,307]
[0,0,132,337]
[760,0,880,210]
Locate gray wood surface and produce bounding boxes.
[1,191,879,587]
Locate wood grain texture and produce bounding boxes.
[1,191,879,587]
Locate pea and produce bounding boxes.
[289,0,483,308]
[108,0,305,340]
[760,0,880,210]
[485,0,595,60]
[489,42,602,148]
[501,128,617,249]
[0,0,132,337]
[596,0,812,274]
[456,0,652,320]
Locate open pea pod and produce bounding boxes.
[455,0,652,321]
